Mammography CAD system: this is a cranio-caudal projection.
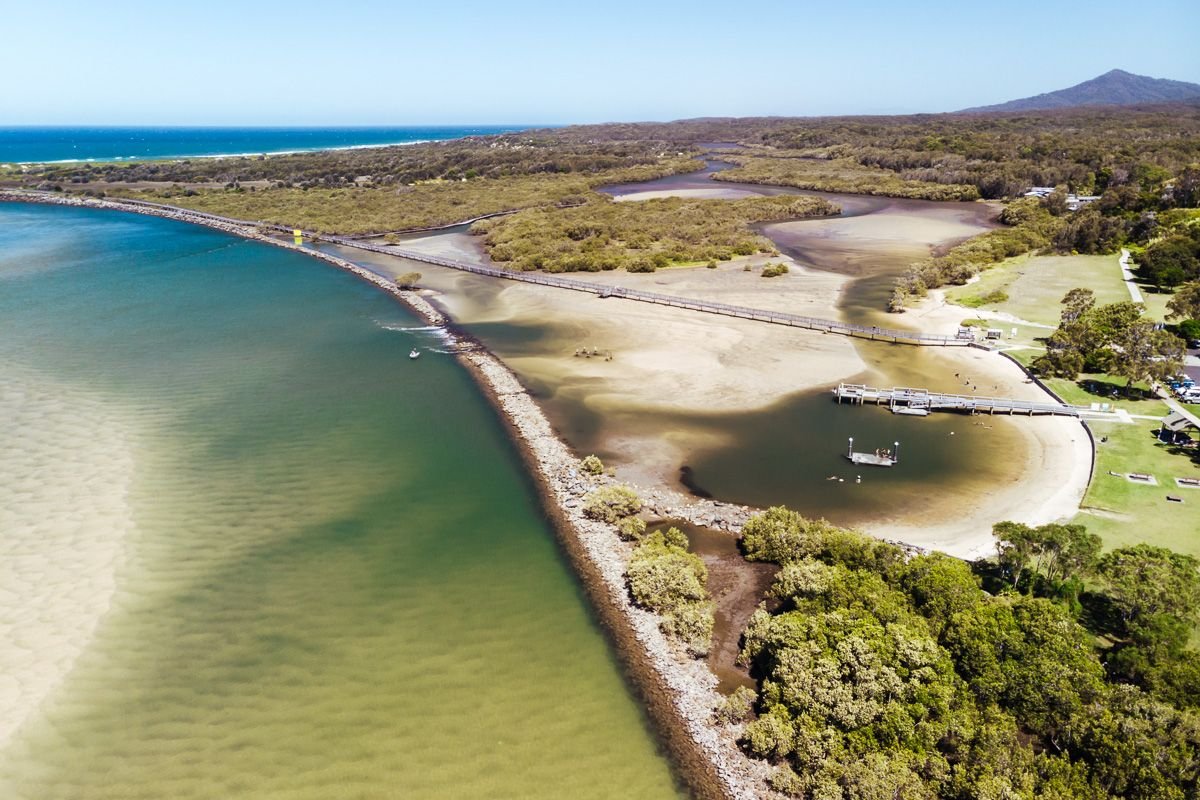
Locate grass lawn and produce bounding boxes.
[1074,419,1200,557]
[1138,287,1174,322]
[1043,376,1171,416]
[947,253,1130,328]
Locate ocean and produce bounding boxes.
[0,126,531,164]
[0,201,683,799]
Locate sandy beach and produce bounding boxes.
[883,291,1095,553]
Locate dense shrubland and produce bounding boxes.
[547,106,1200,203]
[713,153,981,201]
[16,136,694,189]
[582,484,643,523]
[729,506,1200,799]
[99,159,697,235]
[628,527,714,655]
[582,485,715,654]
[473,195,836,273]
[1137,216,1200,287]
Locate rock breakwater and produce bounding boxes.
[0,189,774,799]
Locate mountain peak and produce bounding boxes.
[959,69,1200,113]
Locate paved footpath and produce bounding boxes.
[1119,249,1145,303]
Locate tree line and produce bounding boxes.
[1033,288,1185,388]
[727,506,1200,799]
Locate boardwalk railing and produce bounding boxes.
[833,383,1095,417]
[326,238,968,347]
[94,197,971,347]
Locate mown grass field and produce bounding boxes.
[948,252,1199,553]
[1075,419,1200,557]
[1044,376,1170,416]
[947,253,1132,328]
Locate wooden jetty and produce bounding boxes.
[833,383,1091,418]
[846,437,898,467]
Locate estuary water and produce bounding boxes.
[0,203,683,798]
[0,126,528,164]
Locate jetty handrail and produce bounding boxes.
[24,193,966,347]
[833,383,1096,417]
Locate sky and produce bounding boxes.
[3,0,1198,125]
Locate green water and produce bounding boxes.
[0,204,684,799]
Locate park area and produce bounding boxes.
[943,252,1200,554]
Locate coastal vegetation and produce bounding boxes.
[14,137,695,189]
[628,528,714,656]
[394,271,421,289]
[713,153,981,200]
[582,484,642,523]
[554,105,1200,202]
[730,506,1200,799]
[98,160,699,235]
[581,454,605,475]
[1137,217,1200,287]
[472,195,835,273]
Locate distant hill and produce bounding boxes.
[959,69,1200,113]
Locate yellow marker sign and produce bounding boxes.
[293,229,303,244]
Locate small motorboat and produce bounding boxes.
[409,348,421,359]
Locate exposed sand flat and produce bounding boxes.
[0,366,134,751]
[339,234,867,488]
[345,218,1091,557]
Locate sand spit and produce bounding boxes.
[353,229,867,491]
[880,295,1096,556]
[349,229,1090,555]
[2,190,1094,795]
[1,191,772,799]
[0,368,135,751]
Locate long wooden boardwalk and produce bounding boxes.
[100,197,971,347]
[833,383,1093,417]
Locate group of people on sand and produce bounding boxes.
[955,371,1002,394]
[574,347,613,361]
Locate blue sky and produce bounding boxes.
[3,0,1198,125]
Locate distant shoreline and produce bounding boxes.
[6,139,435,166]
[0,189,769,800]
[0,125,533,166]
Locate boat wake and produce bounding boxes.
[377,322,454,342]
